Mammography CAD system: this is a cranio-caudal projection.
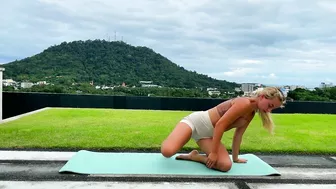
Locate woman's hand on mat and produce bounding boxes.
[233,158,247,163]
[206,152,218,168]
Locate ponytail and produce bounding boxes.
[250,87,285,134]
[258,110,275,134]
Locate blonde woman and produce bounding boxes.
[160,87,286,172]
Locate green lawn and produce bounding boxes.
[0,108,335,155]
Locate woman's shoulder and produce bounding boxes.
[214,97,251,112]
[230,96,253,105]
[229,97,255,114]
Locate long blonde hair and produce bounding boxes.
[251,87,286,134]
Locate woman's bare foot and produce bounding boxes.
[175,150,199,161]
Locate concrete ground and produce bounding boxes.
[0,150,335,189]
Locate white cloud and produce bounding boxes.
[0,0,335,88]
[269,73,276,78]
[237,59,263,65]
[318,1,336,13]
[323,78,334,84]
[223,68,258,77]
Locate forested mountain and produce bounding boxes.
[2,40,239,90]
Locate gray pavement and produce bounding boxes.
[0,181,237,189]
[0,150,335,189]
[0,181,335,189]
[0,150,74,161]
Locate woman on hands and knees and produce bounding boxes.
[160,87,285,172]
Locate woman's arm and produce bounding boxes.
[232,113,254,162]
[232,125,248,162]
[211,98,252,154]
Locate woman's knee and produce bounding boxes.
[160,122,192,158]
[216,160,232,172]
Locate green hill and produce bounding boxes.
[2,40,239,90]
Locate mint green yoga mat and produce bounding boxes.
[59,150,280,176]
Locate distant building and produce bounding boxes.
[206,87,217,91]
[139,80,160,87]
[207,88,221,96]
[21,82,34,88]
[139,81,153,84]
[37,81,47,85]
[3,79,16,86]
[142,84,160,87]
[283,85,305,91]
[241,83,256,93]
[208,90,221,96]
[320,82,333,89]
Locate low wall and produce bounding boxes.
[3,92,336,119]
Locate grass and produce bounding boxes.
[0,108,335,155]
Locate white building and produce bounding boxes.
[139,80,160,87]
[21,82,34,88]
[3,79,16,86]
[208,90,221,96]
[37,81,47,85]
[207,88,221,96]
[320,82,333,89]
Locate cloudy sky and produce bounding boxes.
[1,0,336,88]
